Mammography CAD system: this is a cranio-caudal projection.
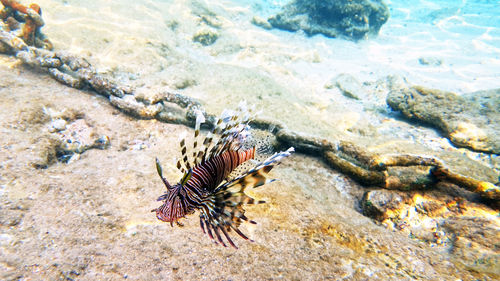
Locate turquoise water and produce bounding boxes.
[1,0,500,279]
[387,0,500,49]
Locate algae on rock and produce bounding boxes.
[387,86,500,154]
[267,0,390,40]
[361,188,500,275]
[193,28,219,46]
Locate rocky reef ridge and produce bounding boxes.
[387,86,500,154]
[265,0,390,40]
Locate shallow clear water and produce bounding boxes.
[1,0,499,280]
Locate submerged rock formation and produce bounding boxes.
[266,0,390,40]
[361,188,500,275]
[387,86,500,154]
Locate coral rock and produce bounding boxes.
[192,28,218,46]
[251,16,272,30]
[361,189,406,220]
[267,0,389,40]
[387,86,500,154]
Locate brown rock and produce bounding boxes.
[387,85,500,154]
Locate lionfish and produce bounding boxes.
[152,103,293,248]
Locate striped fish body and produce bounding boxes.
[154,148,255,224]
[188,148,256,194]
[153,104,293,248]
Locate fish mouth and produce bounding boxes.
[153,199,186,224]
[154,208,175,223]
[155,209,185,227]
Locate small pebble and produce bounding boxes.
[48,118,67,132]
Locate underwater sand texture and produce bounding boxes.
[1,0,500,280]
[1,57,499,280]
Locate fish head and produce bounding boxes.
[154,184,189,224]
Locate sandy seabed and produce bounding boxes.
[1,0,500,280]
[0,56,493,281]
